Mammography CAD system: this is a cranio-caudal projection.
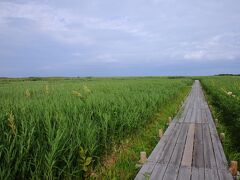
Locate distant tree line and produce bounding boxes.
[215,74,240,76]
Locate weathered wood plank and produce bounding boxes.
[191,167,204,180]
[150,122,186,179]
[148,123,180,163]
[192,124,204,168]
[162,124,189,180]
[179,86,195,123]
[202,123,220,180]
[181,124,195,167]
[211,133,228,169]
[135,161,156,180]
[202,123,214,168]
[150,164,167,180]
[177,166,191,180]
[218,169,233,180]
[204,168,219,180]
[158,123,183,164]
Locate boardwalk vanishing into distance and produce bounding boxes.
[135,80,232,180]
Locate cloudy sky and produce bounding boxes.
[0,0,240,77]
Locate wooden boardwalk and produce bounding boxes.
[135,80,232,180]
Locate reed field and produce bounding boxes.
[201,76,240,169]
[0,77,192,179]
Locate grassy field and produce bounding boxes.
[0,77,192,179]
[200,76,240,170]
[95,85,191,179]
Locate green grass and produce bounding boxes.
[94,84,191,179]
[200,76,240,170]
[0,77,192,179]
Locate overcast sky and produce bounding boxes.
[0,0,240,77]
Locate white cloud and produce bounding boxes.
[184,51,205,60]
[96,53,117,63]
[181,33,240,61]
[0,1,152,45]
[0,2,94,44]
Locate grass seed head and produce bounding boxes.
[25,89,31,98]
[72,90,81,97]
[83,85,91,94]
[45,85,49,95]
[8,111,16,136]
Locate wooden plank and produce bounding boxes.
[202,123,220,180]
[190,102,197,123]
[177,166,191,180]
[151,123,185,179]
[192,124,204,168]
[202,123,213,168]
[158,123,183,164]
[162,124,189,180]
[179,88,194,123]
[191,167,199,180]
[173,89,193,123]
[148,122,179,162]
[205,168,219,180]
[183,105,194,123]
[214,131,228,166]
[218,169,233,180]
[204,103,229,171]
[162,164,180,180]
[136,120,180,178]
[164,122,178,136]
[198,168,205,180]
[201,109,208,123]
[205,108,217,133]
[194,85,200,123]
[150,164,167,179]
[211,133,228,169]
[191,167,204,180]
[181,124,195,167]
[196,109,201,123]
[134,161,156,180]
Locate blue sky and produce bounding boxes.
[0,0,240,77]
